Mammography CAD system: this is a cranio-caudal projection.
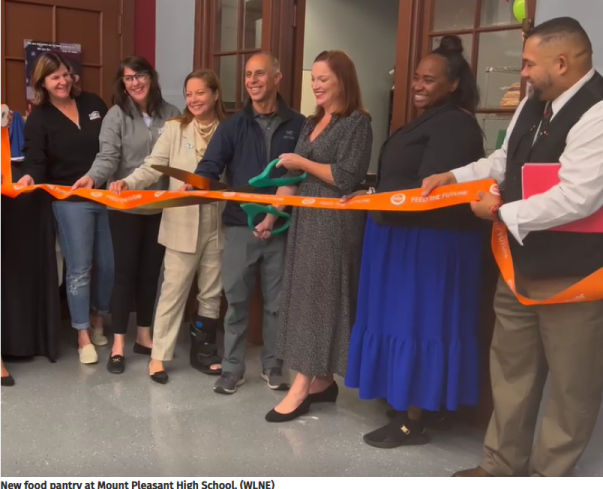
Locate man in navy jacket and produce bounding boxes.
[196,52,305,395]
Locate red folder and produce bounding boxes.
[522,163,603,233]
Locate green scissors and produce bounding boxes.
[240,158,306,235]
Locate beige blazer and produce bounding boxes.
[123,120,224,253]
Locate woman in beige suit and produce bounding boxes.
[111,69,226,383]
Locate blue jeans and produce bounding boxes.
[53,201,114,330]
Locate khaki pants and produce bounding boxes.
[151,210,223,362]
[482,276,603,477]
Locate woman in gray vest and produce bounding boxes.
[72,56,180,374]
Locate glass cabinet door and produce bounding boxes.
[424,0,530,153]
[212,0,265,113]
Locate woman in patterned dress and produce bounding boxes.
[253,50,373,422]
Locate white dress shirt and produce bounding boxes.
[451,68,603,245]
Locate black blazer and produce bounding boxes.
[372,101,486,231]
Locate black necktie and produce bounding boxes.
[535,102,553,144]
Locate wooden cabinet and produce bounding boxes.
[1,0,134,112]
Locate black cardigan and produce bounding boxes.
[372,101,486,231]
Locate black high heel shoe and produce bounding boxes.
[133,343,152,355]
[1,375,15,387]
[307,381,338,403]
[265,397,311,422]
[150,371,169,384]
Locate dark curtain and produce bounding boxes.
[1,164,61,361]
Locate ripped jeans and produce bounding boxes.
[53,201,114,330]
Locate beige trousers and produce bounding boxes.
[151,208,223,362]
[482,276,603,477]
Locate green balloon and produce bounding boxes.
[513,0,526,23]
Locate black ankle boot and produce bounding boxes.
[189,315,222,375]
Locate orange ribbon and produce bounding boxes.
[2,128,601,305]
[491,222,602,305]
[1,126,12,184]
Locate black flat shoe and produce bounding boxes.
[133,343,152,355]
[307,381,338,403]
[150,370,169,384]
[265,397,311,423]
[107,354,125,374]
[1,375,15,387]
[363,417,429,449]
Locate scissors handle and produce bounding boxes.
[248,159,307,188]
[241,203,290,235]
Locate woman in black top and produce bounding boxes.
[19,52,114,365]
[344,36,487,448]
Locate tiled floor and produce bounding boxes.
[1,324,602,477]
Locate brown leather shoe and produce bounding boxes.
[452,466,492,477]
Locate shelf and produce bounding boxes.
[485,66,522,74]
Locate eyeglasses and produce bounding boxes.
[122,72,149,84]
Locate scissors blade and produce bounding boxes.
[150,165,229,191]
[231,184,257,193]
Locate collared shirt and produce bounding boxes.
[254,109,281,162]
[451,68,603,245]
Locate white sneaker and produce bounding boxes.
[90,328,108,346]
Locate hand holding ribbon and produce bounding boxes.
[470,191,501,220]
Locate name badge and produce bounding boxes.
[89,111,101,120]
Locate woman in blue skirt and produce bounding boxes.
[343,35,487,448]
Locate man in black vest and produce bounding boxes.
[423,17,603,477]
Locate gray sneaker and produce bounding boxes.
[261,368,290,391]
[213,372,245,394]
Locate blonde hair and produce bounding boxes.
[174,69,226,127]
[29,52,80,106]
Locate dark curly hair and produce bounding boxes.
[431,35,480,113]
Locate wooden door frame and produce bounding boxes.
[121,0,135,59]
[192,0,305,109]
[390,0,419,132]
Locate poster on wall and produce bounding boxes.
[23,40,82,114]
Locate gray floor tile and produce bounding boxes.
[1,322,601,477]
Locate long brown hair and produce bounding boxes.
[29,52,81,106]
[112,55,164,118]
[309,50,370,123]
[174,69,226,127]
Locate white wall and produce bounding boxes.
[536,0,602,71]
[155,0,196,110]
[302,0,399,171]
